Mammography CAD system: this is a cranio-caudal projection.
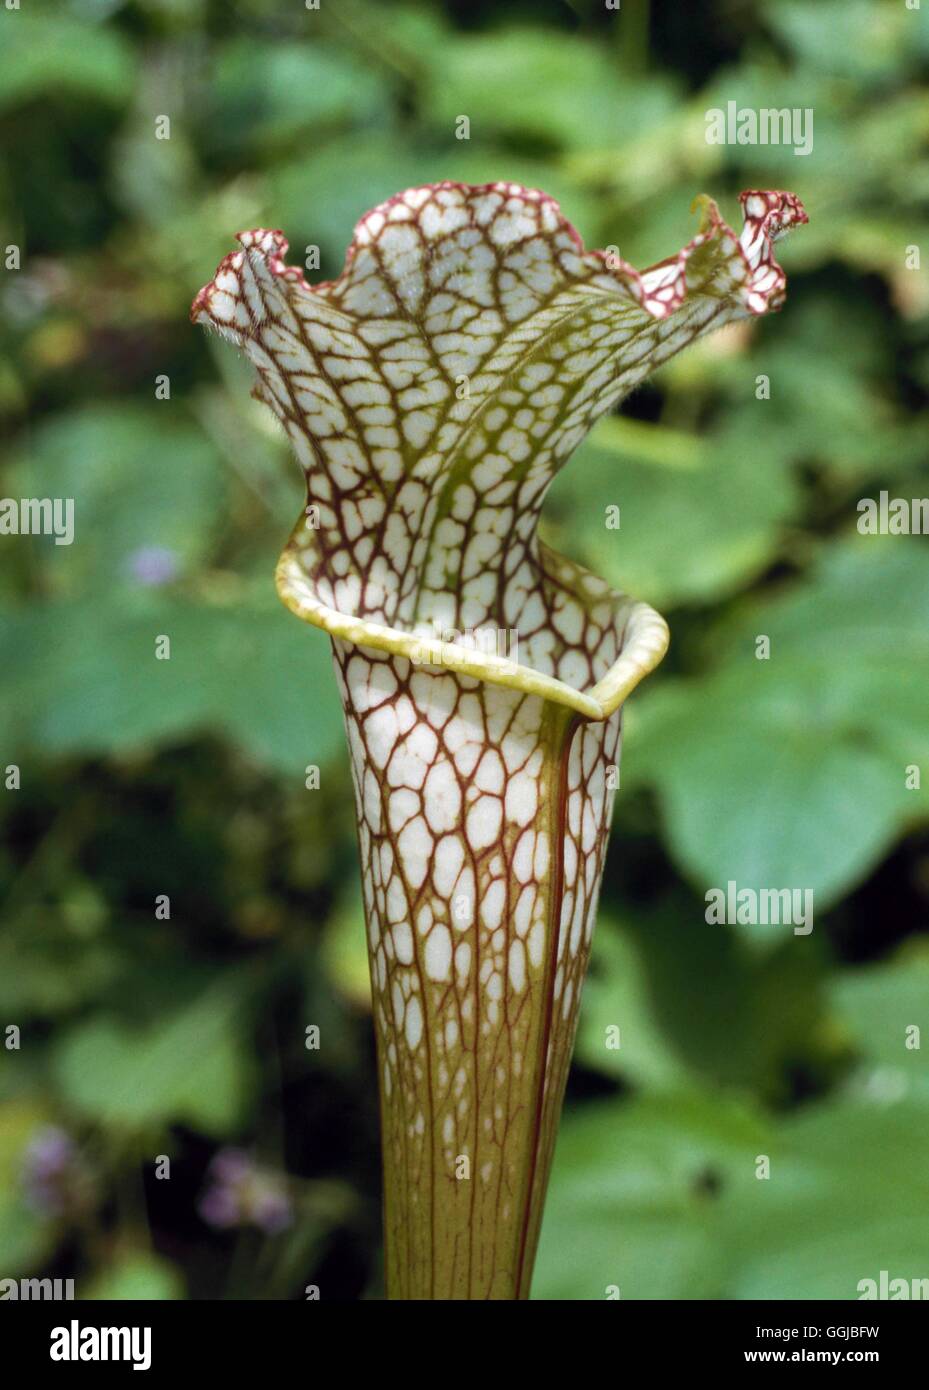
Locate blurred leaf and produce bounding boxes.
[721,297,909,484]
[630,540,929,910]
[109,120,200,226]
[0,926,120,1018]
[82,1250,185,1300]
[590,415,703,471]
[0,591,344,775]
[540,1087,929,1299]
[423,29,679,151]
[8,403,227,597]
[719,1096,929,1298]
[695,64,849,184]
[768,0,913,84]
[831,947,929,1099]
[322,887,371,1011]
[53,981,255,1134]
[0,14,136,110]
[581,908,832,1097]
[544,428,798,609]
[204,39,393,156]
[576,916,691,1089]
[534,1090,771,1300]
[639,699,904,915]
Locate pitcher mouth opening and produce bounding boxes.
[191,185,806,731]
[275,521,669,722]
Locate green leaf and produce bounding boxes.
[52,982,255,1135]
[81,1251,185,1301]
[642,699,905,915]
[580,908,831,1097]
[0,923,119,1019]
[423,29,679,151]
[204,39,392,156]
[0,14,136,111]
[539,1087,929,1300]
[545,428,798,608]
[718,297,912,485]
[631,540,929,911]
[534,1091,771,1300]
[575,916,691,1089]
[0,591,344,775]
[7,403,227,598]
[830,947,929,1097]
[719,1096,929,1299]
[768,0,912,84]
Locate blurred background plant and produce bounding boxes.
[1,0,927,1300]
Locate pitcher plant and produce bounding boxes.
[191,181,806,1299]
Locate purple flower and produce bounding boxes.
[22,1126,91,1217]
[251,1185,293,1235]
[198,1148,293,1235]
[126,545,178,587]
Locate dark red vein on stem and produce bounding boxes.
[512,709,580,1300]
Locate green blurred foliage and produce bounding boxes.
[0,0,927,1300]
